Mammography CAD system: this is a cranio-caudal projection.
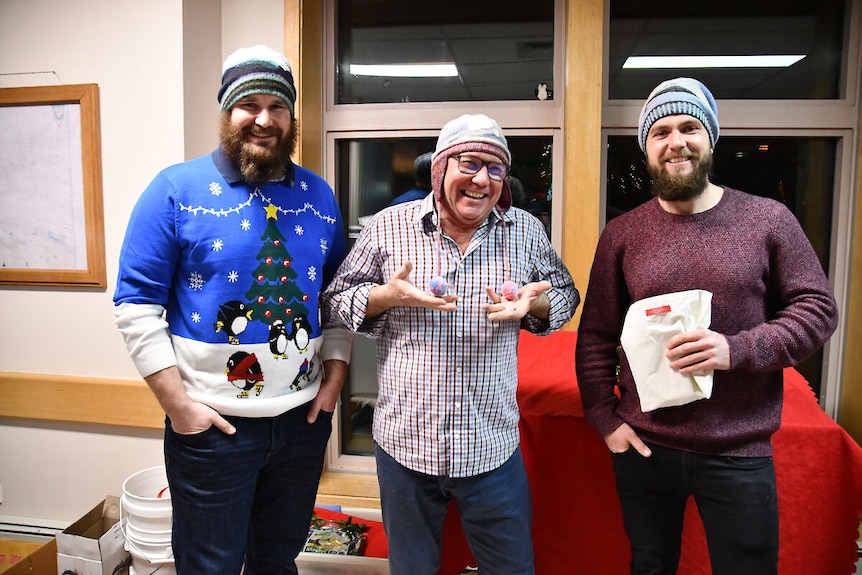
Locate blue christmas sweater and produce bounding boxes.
[114,149,348,417]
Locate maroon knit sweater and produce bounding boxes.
[575,187,838,456]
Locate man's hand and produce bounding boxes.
[168,401,236,436]
[308,359,348,423]
[366,261,457,317]
[605,422,652,457]
[666,328,731,374]
[481,280,551,321]
[145,366,236,436]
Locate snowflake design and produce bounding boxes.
[209,182,223,196]
[319,237,329,254]
[308,266,318,282]
[300,180,309,191]
[295,225,304,236]
[228,270,239,283]
[189,272,206,291]
[212,238,224,251]
[241,219,251,231]
[191,312,201,323]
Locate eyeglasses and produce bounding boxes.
[451,154,509,182]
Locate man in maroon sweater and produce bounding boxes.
[575,78,838,575]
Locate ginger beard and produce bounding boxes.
[648,149,713,202]
[219,114,299,184]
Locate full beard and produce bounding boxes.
[219,115,299,184]
[648,151,713,202]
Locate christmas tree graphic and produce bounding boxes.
[245,204,310,326]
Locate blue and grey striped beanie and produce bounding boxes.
[637,77,719,152]
[218,45,296,115]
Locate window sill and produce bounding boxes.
[316,470,381,509]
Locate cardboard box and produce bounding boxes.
[56,497,129,575]
[0,538,45,575]
[2,538,56,575]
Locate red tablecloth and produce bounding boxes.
[438,330,862,575]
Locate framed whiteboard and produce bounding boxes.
[0,83,106,287]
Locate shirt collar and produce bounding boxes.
[211,146,296,187]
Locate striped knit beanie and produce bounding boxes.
[430,114,512,210]
[637,77,719,152]
[218,45,297,115]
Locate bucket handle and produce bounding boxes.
[120,503,174,564]
[123,529,175,564]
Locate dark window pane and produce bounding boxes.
[606,135,836,394]
[608,0,847,99]
[337,0,555,104]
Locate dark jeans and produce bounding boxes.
[375,444,534,575]
[164,403,332,575]
[612,443,778,575]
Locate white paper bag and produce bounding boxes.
[620,289,714,412]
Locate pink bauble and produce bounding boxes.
[500,280,518,301]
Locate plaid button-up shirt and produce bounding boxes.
[323,195,579,477]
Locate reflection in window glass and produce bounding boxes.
[606,135,836,394]
[335,135,554,455]
[608,0,847,99]
[336,1,554,104]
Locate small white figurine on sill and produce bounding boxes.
[536,82,553,100]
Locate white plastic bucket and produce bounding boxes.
[122,518,172,545]
[129,563,176,575]
[125,521,175,575]
[124,524,175,575]
[121,466,172,533]
[121,465,175,575]
[125,538,175,575]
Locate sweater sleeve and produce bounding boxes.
[113,171,180,306]
[113,302,177,379]
[575,225,630,439]
[725,204,838,372]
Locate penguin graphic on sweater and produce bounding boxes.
[215,300,253,344]
[268,318,289,359]
[288,314,311,352]
[226,351,264,398]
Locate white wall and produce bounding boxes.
[0,0,283,526]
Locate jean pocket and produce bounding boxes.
[167,422,218,448]
[724,455,773,469]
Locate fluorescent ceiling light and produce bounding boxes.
[349,63,458,78]
[623,55,806,69]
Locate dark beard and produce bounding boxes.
[648,151,712,202]
[219,114,299,184]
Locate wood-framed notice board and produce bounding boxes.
[0,83,106,288]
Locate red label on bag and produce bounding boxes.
[645,305,671,316]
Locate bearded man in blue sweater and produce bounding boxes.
[114,45,350,574]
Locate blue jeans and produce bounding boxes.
[612,443,779,575]
[375,444,534,575]
[164,403,332,575]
